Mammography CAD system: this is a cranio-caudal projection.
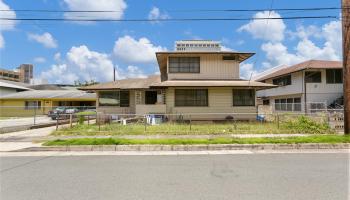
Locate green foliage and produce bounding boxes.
[43,135,350,146]
[282,115,334,134]
[78,115,85,125]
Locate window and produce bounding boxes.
[175,89,208,106]
[274,97,302,111]
[169,57,200,73]
[222,56,236,60]
[272,75,291,86]
[305,71,321,83]
[25,101,41,110]
[99,91,129,107]
[263,99,270,105]
[275,99,281,110]
[294,98,301,111]
[233,89,255,106]
[326,69,342,84]
[120,91,130,107]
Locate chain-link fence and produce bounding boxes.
[49,112,341,135]
[0,106,344,134]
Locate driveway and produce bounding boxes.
[0,116,53,128]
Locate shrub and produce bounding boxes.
[78,115,85,125]
[283,115,333,134]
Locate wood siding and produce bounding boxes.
[165,87,257,120]
[167,54,240,80]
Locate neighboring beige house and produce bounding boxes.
[255,60,343,113]
[81,40,275,120]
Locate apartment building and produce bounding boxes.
[0,64,34,83]
[256,60,343,113]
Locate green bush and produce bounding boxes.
[78,115,85,125]
[283,115,333,134]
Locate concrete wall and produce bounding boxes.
[167,54,240,80]
[165,87,257,120]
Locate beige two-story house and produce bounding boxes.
[82,40,275,120]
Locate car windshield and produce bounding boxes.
[55,107,65,111]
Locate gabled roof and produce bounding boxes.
[80,75,161,90]
[0,90,96,100]
[255,60,342,81]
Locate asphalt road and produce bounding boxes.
[0,153,349,200]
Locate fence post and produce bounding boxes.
[87,115,90,125]
[189,115,192,131]
[277,114,280,129]
[33,105,36,125]
[144,115,147,131]
[56,114,59,130]
[70,114,73,128]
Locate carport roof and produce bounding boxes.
[0,90,96,100]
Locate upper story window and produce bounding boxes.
[169,57,200,73]
[305,71,322,83]
[99,91,129,107]
[272,75,291,86]
[326,69,342,84]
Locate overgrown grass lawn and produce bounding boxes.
[52,116,335,136]
[44,135,350,146]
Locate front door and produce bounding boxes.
[145,91,158,104]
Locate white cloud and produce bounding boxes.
[238,11,286,42]
[66,45,115,81]
[113,35,167,63]
[63,0,127,21]
[0,33,4,48]
[38,45,115,84]
[221,45,234,51]
[0,0,16,48]
[33,57,46,63]
[28,32,58,48]
[260,20,342,68]
[118,65,147,79]
[54,52,61,61]
[240,63,258,79]
[40,64,79,84]
[148,7,170,23]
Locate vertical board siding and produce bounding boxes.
[166,87,256,120]
[167,54,240,80]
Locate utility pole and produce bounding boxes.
[113,67,116,81]
[342,0,350,134]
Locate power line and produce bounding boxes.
[0,16,338,22]
[0,7,348,13]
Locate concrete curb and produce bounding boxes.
[11,143,350,152]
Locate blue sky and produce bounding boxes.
[0,0,342,84]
